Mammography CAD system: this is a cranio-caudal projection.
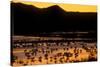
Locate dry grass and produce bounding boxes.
[12,44,97,66]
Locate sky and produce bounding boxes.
[12,0,97,12]
[11,0,98,5]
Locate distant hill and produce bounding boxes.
[11,3,97,36]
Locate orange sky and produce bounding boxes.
[12,0,97,12]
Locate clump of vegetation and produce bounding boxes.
[12,55,18,63]
[38,56,42,62]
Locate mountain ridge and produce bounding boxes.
[11,2,97,35]
[11,2,96,13]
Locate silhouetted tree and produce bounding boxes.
[38,56,42,62]
[44,54,48,60]
[31,57,35,62]
[11,55,18,64]
[19,60,23,64]
[59,58,63,63]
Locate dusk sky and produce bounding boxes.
[12,0,96,12]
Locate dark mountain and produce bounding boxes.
[11,2,97,36]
